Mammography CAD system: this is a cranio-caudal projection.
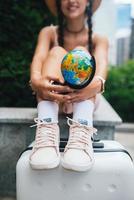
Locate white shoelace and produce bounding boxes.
[30,118,58,150]
[66,117,97,150]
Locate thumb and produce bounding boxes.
[47,75,65,84]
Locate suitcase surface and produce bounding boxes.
[16,140,134,200]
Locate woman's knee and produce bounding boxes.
[74,46,89,53]
[49,46,67,57]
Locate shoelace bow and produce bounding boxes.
[30,118,58,149]
[66,117,97,150]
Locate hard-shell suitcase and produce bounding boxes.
[16,140,134,200]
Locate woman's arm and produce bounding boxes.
[68,35,109,102]
[30,27,51,84]
[93,34,109,80]
[89,34,109,94]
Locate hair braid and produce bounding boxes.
[86,0,93,54]
[56,0,64,47]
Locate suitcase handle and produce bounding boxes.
[19,144,133,162]
[19,140,104,157]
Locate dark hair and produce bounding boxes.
[56,0,64,47]
[56,0,93,54]
[86,0,93,54]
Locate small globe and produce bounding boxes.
[61,49,96,89]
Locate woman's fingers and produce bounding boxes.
[67,90,87,102]
[36,79,72,102]
[48,92,71,102]
[46,75,64,85]
[41,78,73,93]
[67,91,79,99]
[49,84,73,94]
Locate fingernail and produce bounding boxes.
[64,97,70,101]
[67,87,71,91]
[67,96,71,99]
[60,80,64,84]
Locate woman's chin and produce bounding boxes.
[65,12,83,20]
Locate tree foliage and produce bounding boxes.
[104,60,134,122]
[0,0,55,106]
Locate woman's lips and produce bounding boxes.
[67,6,79,11]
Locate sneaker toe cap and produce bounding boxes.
[30,147,59,166]
[63,149,92,166]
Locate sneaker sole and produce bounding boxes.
[29,156,60,170]
[61,159,95,172]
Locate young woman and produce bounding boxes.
[29,0,109,172]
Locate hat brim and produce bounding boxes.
[45,0,102,16]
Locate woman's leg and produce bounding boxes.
[72,46,95,125]
[74,46,102,112]
[30,47,68,170]
[37,46,68,122]
[73,46,95,103]
[61,46,97,172]
[42,46,68,84]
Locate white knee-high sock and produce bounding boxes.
[73,100,94,126]
[37,101,59,123]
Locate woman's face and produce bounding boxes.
[61,0,88,19]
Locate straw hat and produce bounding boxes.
[45,0,102,16]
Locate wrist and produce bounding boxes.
[30,70,42,80]
[94,75,106,94]
[29,76,41,94]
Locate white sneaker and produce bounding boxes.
[29,118,60,170]
[61,117,97,172]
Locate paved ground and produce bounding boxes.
[0,125,134,200]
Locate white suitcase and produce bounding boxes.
[16,140,134,200]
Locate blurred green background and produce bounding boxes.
[0,0,134,122]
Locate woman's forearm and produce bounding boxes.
[30,56,43,81]
[94,60,108,80]
[30,27,51,81]
[93,35,109,81]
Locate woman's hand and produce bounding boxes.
[30,75,73,103]
[67,78,102,103]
